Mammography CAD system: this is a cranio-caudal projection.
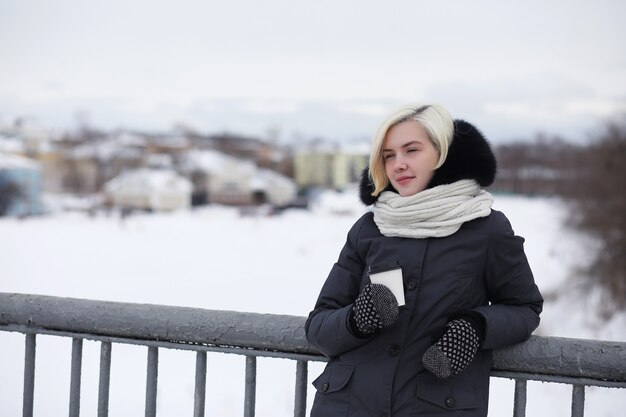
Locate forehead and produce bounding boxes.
[383,120,429,148]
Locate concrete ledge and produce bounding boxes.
[1,292,625,383]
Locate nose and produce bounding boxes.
[393,155,407,172]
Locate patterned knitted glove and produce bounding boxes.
[352,283,399,335]
[422,318,480,379]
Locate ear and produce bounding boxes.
[428,119,497,188]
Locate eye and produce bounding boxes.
[383,154,395,160]
[407,147,418,153]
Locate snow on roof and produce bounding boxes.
[0,152,40,170]
[152,135,189,148]
[67,131,149,160]
[146,153,173,168]
[249,168,296,191]
[71,138,143,160]
[11,124,50,141]
[112,132,148,147]
[183,149,257,175]
[0,134,25,153]
[105,168,192,194]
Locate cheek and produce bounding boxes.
[419,153,439,173]
[431,151,441,169]
[384,160,394,176]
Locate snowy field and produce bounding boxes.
[1,192,625,417]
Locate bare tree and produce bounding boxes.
[565,116,626,310]
[493,135,580,196]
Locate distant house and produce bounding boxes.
[0,153,43,216]
[65,132,146,194]
[1,128,65,193]
[294,142,369,190]
[250,169,298,207]
[182,150,296,206]
[104,168,192,212]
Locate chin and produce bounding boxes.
[391,179,425,197]
[401,185,428,197]
[398,188,417,197]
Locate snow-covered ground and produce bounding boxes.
[1,191,625,416]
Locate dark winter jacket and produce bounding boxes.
[305,119,543,416]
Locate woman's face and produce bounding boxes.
[383,120,440,196]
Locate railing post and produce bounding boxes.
[194,351,207,417]
[145,347,159,417]
[98,342,112,417]
[294,360,308,417]
[69,338,83,417]
[23,333,36,417]
[513,379,527,417]
[571,385,585,417]
[244,356,257,417]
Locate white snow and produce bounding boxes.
[104,168,192,195]
[70,137,144,160]
[182,149,297,206]
[0,152,41,170]
[183,149,257,174]
[0,134,26,154]
[0,193,624,417]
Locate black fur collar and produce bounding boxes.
[359,119,496,205]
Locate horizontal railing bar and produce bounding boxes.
[0,293,314,354]
[5,327,625,390]
[12,314,625,390]
[1,293,625,385]
[0,324,328,363]
[491,371,626,389]
[492,335,626,382]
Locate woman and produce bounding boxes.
[305,104,543,416]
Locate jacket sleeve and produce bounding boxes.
[305,216,373,358]
[471,210,544,350]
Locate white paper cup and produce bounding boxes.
[369,267,405,306]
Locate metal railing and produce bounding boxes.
[0,292,624,417]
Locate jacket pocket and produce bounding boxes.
[311,365,354,416]
[452,272,476,311]
[415,373,478,413]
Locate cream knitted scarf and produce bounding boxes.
[373,179,493,238]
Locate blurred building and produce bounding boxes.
[250,169,298,207]
[103,168,192,212]
[294,142,369,190]
[0,153,43,216]
[62,132,147,195]
[0,124,65,193]
[181,150,296,206]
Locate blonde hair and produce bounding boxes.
[369,104,454,196]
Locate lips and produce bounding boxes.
[395,176,414,185]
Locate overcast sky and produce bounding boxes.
[1,0,625,143]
